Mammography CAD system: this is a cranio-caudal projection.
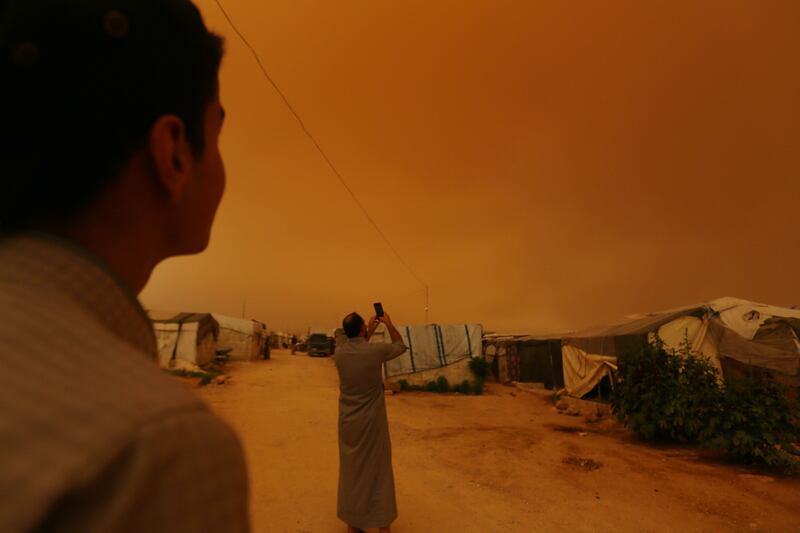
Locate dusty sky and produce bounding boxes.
[141,0,800,334]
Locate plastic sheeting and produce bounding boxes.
[561,345,618,399]
[384,324,483,378]
[561,297,800,398]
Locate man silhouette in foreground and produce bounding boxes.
[0,1,249,531]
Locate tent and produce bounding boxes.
[484,334,565,389]
[150,311,220,369]
[562,297,800,398]
[381,324,483,383]
[211,313,268,362]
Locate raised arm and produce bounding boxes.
[365,315,380,341]
[378,314,407,362]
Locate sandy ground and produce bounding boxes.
[193,351,800,533]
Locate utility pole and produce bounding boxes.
[425,285,430,324]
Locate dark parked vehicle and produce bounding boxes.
[308,333,333,357]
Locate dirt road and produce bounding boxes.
[195,351,800,532]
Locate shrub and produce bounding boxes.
[610,337,721,443]
[705,372,800,470]
[611,337,800,472]
[469,356,490,382]
[424,380,439,393]
[395,376,485,396]
[455,379,473,395]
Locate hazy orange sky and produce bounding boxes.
[141,0,800,334]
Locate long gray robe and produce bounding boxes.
[335,336,407,529]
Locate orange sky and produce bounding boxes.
[141,0,800,334]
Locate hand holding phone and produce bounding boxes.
[373,302,385,318]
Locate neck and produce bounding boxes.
[38,210,166,296]
[66,229,161,295]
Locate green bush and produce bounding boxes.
[435,376,450,393]
[611,337,800,472]
[455,379,473,395]
[394,374,485,396]
[469,356,490,382]
[611,338,721,443]
[705,372,800,470]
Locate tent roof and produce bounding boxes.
[211,313,262,335]
[149,310,216,324]
[564,297,800,341]
[485,332,571,342]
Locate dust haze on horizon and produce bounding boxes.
[140,0,800,334]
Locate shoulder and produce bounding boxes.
[0,283,248,531]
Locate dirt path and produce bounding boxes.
[195,351,800,532]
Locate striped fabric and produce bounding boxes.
[0,234,249,533]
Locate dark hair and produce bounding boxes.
[343,313,365,339]
[0,0,224,231]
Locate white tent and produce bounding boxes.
[149,311,220,370]
[211,313,267,362]
[562,297,800,398]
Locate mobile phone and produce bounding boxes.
[373,302,385,318]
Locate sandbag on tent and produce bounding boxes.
[383,324,483,379]
[562,297,800,398]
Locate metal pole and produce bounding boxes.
[425,286,430,324]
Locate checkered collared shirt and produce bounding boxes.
[0,234,249,532]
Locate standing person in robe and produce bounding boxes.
[335,311,407,533]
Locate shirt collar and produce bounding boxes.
[0,232,157,358]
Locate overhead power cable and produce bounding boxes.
[212,0,428,291]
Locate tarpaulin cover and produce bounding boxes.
[384,324,483,378]
[561,297,800,398]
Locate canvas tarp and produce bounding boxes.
[561,345,618,399]
[562,297,800,398]
[211,313,267,361]
[383,324,483,378]
[150,312,219,369]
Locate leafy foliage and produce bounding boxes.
[706,373,800,470]
[397,376,483,395]
[611,337,800,472]
[468,356,490,382]
[611,337,720,443]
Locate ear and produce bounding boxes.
[148,115,194,201]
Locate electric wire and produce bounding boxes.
[212,0,428,290]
